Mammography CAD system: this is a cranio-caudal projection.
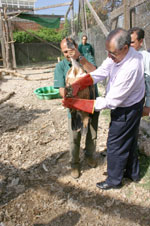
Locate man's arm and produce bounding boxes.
[68,48,96,73]
[142,75,150,116]
[59,87,65,98]
[145,75,150,107]
[141,51,150,116]
[54,62,66,98]
[79,56,96,72]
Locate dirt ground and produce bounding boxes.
[0,65,150,226]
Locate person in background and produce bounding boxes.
[128,27,150,116]
[63,28,145,190]
[78,35,95,63]
[54,38,99,179]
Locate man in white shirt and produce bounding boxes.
[63,28,145,190]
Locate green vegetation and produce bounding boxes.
[142,116,150,122]
[13,31,35,43]
[61,19,71,37]
[139,153,150,190]
[13,27,65,43]
[101,109,110,122]
[13,18,72,43]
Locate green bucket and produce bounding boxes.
[34,86,61,100]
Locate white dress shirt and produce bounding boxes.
[90,47,145,111]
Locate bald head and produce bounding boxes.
[105,28,130,63]
[61,38,76,49]
[60,38,77,62]
[60,38,67,49]
[106,28,131,50]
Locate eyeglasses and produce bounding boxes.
[106,48,123,58]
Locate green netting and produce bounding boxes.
[18,13,61,28]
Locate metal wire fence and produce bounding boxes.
[14,42,61,66]
[76,1,150,67]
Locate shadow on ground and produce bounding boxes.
[34,211,81,226]
[0,103,50,136]
[0,150,150,225]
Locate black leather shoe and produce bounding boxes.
[96,181,122,190]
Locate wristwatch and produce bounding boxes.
[78,55,84,62]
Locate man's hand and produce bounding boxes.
[59,88,65,98]
[142,106,150,116]
[68,48,80,60]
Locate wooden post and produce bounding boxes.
[111,19,118,30]
[0,11,6,67]
[84,0,88,36]
[70,0,75,37]
[65,5,71,20]
[131,8,136,28]
[84,0,109,37]
[80,0,86,33]
[77,0,81,33]
[110,0,146,27]
[123,0,130,30]
[8,20,16,68]
[2,9,9,68]
[3,7,13,69]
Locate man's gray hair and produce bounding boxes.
[106,28,131,50]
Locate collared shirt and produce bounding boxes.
[54,58,98,118]
[90,47,145,111]
[54,58,71,88]
[140,50,150,107]
[78,43,96,66]
[78,43,95,57]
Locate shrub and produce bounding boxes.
[13,27,65,43]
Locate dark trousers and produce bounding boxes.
[106,98,144,186]
[68,111,99,168]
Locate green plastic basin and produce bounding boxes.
[34,86,61,100]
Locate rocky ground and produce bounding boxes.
[0,65,150,226]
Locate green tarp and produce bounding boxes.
[18,13,61,29]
